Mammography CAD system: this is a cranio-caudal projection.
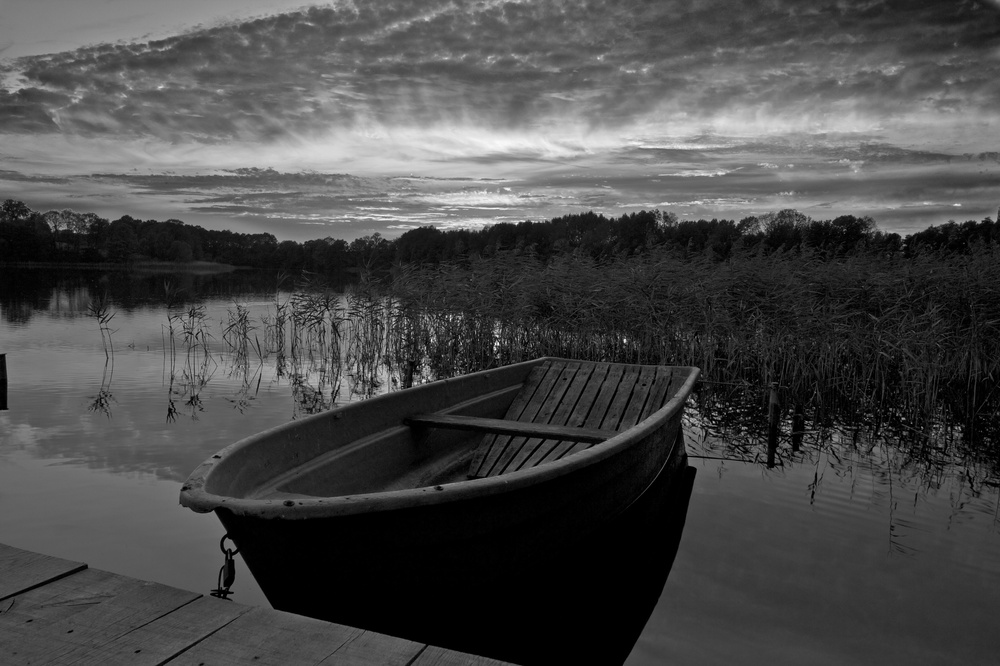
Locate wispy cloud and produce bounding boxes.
[5,1,999,143]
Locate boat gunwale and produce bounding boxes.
[179,359,700,519]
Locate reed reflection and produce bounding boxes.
[163,305,216,421]
[88,358,115,419]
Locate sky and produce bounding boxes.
[2,0,1000,242]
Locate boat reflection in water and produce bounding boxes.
[181,358,699,665]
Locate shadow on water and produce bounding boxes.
[469,459,698,666]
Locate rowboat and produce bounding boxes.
[180,357,700,664]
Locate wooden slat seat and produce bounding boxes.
[410,359,679,479]
[405,414,616,443]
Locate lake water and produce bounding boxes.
[1,266,998,665]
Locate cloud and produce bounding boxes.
[1,0,999,241]
[2,0,998,148]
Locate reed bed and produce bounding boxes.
[384,247,1000,448]
[141,257,998,482]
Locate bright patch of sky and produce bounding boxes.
[2,0,1000,241]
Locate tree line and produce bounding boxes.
[2,198,998,272]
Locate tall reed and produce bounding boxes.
[87,294,117,360]
[163,304,217,419]
[385,246,1000,444]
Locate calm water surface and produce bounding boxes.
[1,267,998,665]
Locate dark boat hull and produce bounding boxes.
[182,358,700,664]
[218,421,691,664]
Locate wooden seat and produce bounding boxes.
[404,414,615,444]
[409,360,681,478]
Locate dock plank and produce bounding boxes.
[64,596,251,666]
[411,645,513,665]
[0,544,519,665]
[317,628,425,665]
[169,606,416,666]
[6,579,199,665]
[0,543,87,601]
[0,568,140,627]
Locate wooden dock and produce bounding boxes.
[0,543,514,665]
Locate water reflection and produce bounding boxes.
[684,396,1000,566]
[2,266,999,664]
[88,359,115,419]
[162,303,224,423]
[3,266,998,506]
[0,265,290,325]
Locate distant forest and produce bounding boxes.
[1,198,998,272]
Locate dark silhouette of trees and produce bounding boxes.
[905,217,1000,255]
[1,197,996,272]
[1,199,54,261]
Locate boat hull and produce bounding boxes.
[182,358,700,664]
[220,422,689,664]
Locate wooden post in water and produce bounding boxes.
[791,403,805,452]
[0,353,7,411]
[766,382,779,468]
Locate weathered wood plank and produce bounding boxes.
[316,628,424,665]
[527,361,581,426]
[468,362,553,476]
[581,363,626,430]
[546,362,599,428]
[470,361,559,477]
[617,365,659,429]
[65,595,252,666]
[411,645,513,665]
[554,363,629,460]
[0,543,520,666]
[565,362,612,429]
[0,568,135,628]
[517,362,602,469]
[505,362,583,472]
[599,365,643,431]
[536,362,614,464]
[5,578,199,665]
[485,361,572,475]
[0,543,87,601]
[639,366,676,421]
[169,606,420,666]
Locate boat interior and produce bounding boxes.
[244,360,686,500]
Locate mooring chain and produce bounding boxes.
[210,534,239,600]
